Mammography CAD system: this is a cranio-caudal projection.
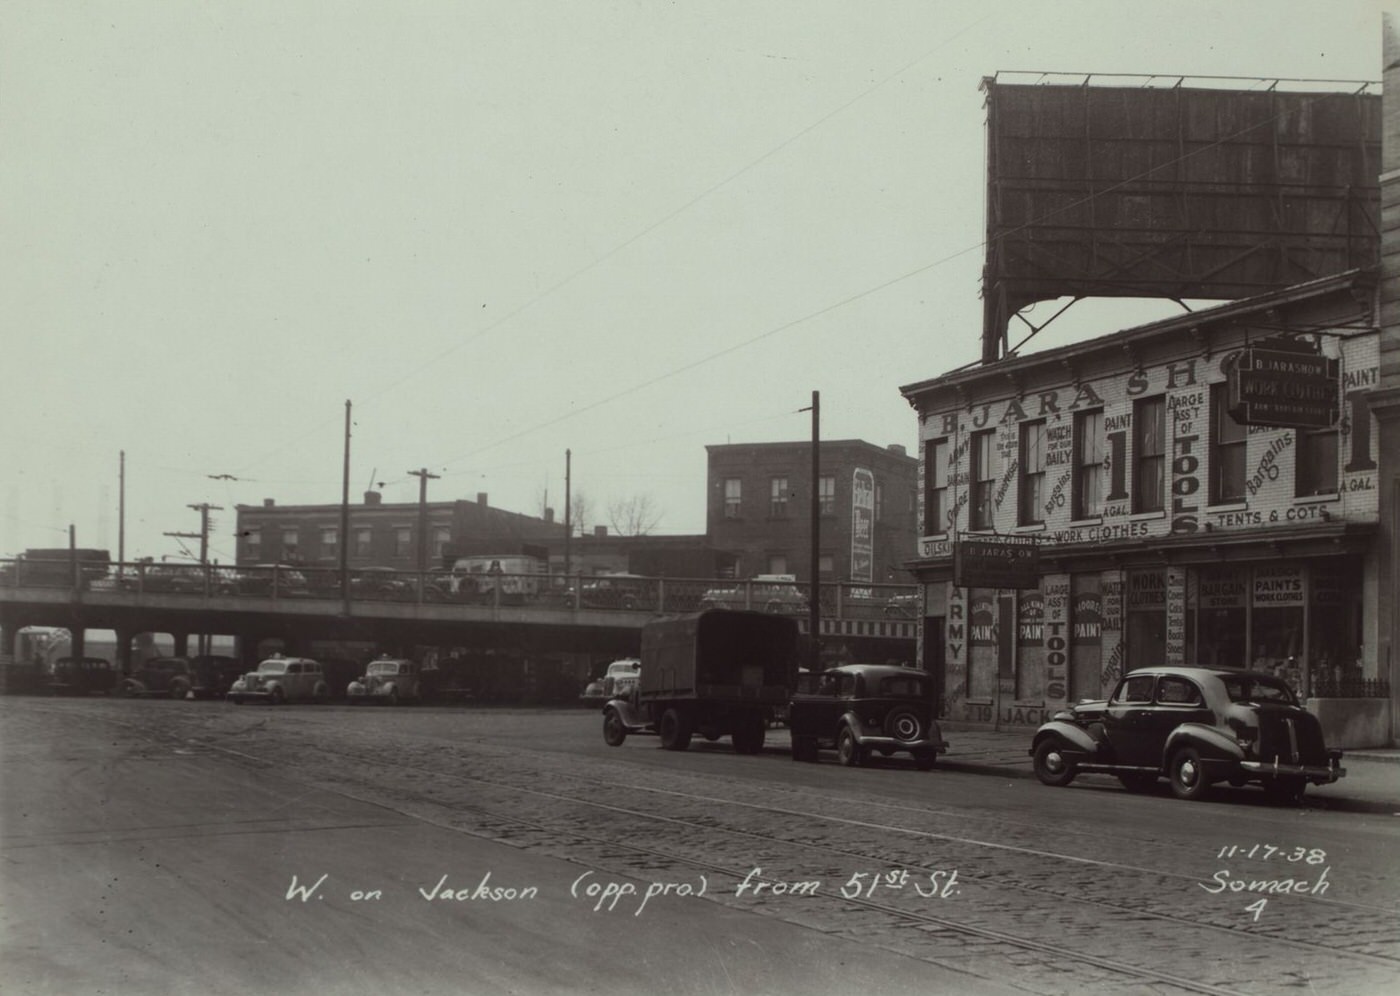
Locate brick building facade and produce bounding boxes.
[706,440,918,584]
[901,270,1387,742]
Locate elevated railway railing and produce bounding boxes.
[0,559,920,623]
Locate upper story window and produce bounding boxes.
[1133,397,1166,514]
[245,528,262,558]
[432,526,451,559]
[818,475,836,516]
[320,527,337,557]
[1211,383,1247,504]
[1018,420,1046,526]
[281,530,299,561]
[353,527,372,557]
[1074,409,1104,519]
[924,437,949,535]
[1296,424,1339,497]
[874,483,883,522]
[723,478,742,518]
[970,429,995,530]
[770,477,789,518]
[393,527,411,557]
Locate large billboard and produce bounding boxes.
[981,75,1381,362]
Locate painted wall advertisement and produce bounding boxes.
[851,467,874,584]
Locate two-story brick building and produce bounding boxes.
[901,269,1388,743]
[706,440,918,584]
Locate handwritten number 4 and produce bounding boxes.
[1245,898,1267,922]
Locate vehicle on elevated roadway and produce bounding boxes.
[602,610,798,754]
[48,657,117,696]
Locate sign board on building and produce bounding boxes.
[851,468,874,584]
[953,537,1039,590]
[1227,344,1339,429]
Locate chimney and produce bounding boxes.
[363,491,382,505]
[594,525,608,538]
[887,444,907,456]
[477,492,489,506]
[262,498,275,508]
[544,507,555,523]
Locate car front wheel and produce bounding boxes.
[602,709,627,747]
[836,727,866,767]
[1168,746,1211,801]
[1033,738,1077,787]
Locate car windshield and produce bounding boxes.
[880,674,926,697]
[1220,675,1297,705]
[257,661,288,674]
[367,662,403,675]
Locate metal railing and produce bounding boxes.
[0,558,920,623]
[1310,675,1390,699]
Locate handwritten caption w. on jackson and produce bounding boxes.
[285,866,962,917]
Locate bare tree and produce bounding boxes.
[570,491,593,536]
[607,494,663,536]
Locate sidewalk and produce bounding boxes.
[931,724,1400,778]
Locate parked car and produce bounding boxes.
[120,657,211,699]
[1029,667,1345,804]
[346,567,446,601]
[347,656,426,705]
[228,656,329,704]
[583,658,641,702]
[187,655,244,698]
[698,574,809,614]
[574,574,656,611]
[48,657,117,696]
[231,564,312,597]
[788,664,947,770]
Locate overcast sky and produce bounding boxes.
[2,0,1384,563]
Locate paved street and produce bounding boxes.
[3,698,1397,996]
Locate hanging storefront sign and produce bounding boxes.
[953,536,1039,589]
[1227,342,1339,429]
[1253,565,1305,607]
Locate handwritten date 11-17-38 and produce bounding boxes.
[1216,845,1326,864]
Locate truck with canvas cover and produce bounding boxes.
[601,609,799,754]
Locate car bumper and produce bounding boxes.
[857,735,949,753]
[1238,759,1346,784]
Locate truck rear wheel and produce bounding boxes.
[659,708,692,750]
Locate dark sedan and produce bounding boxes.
[1030,666,1344,804]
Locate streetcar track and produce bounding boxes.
[194,728,1400,993]
[16,702,1399,995]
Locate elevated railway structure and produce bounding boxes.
[0,561,919,681]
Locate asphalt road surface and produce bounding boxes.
[3,698,1398,996]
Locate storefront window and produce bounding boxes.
[1194,567,1247,669]
[1250,565,1305,694]
[1309,562,1362,688]
[1069,575,1102,701]
[1125,569,1167,669]
[1015,588,1044,699]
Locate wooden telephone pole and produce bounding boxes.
[407,468,440,574]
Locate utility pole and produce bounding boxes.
[186,503,223,566]
[118,451,125,568]
[802,391,821,673]
[563,449,572,580]
[407,468,440,574]
[341,401,351,612]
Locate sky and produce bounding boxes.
[1,0,1385,563]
